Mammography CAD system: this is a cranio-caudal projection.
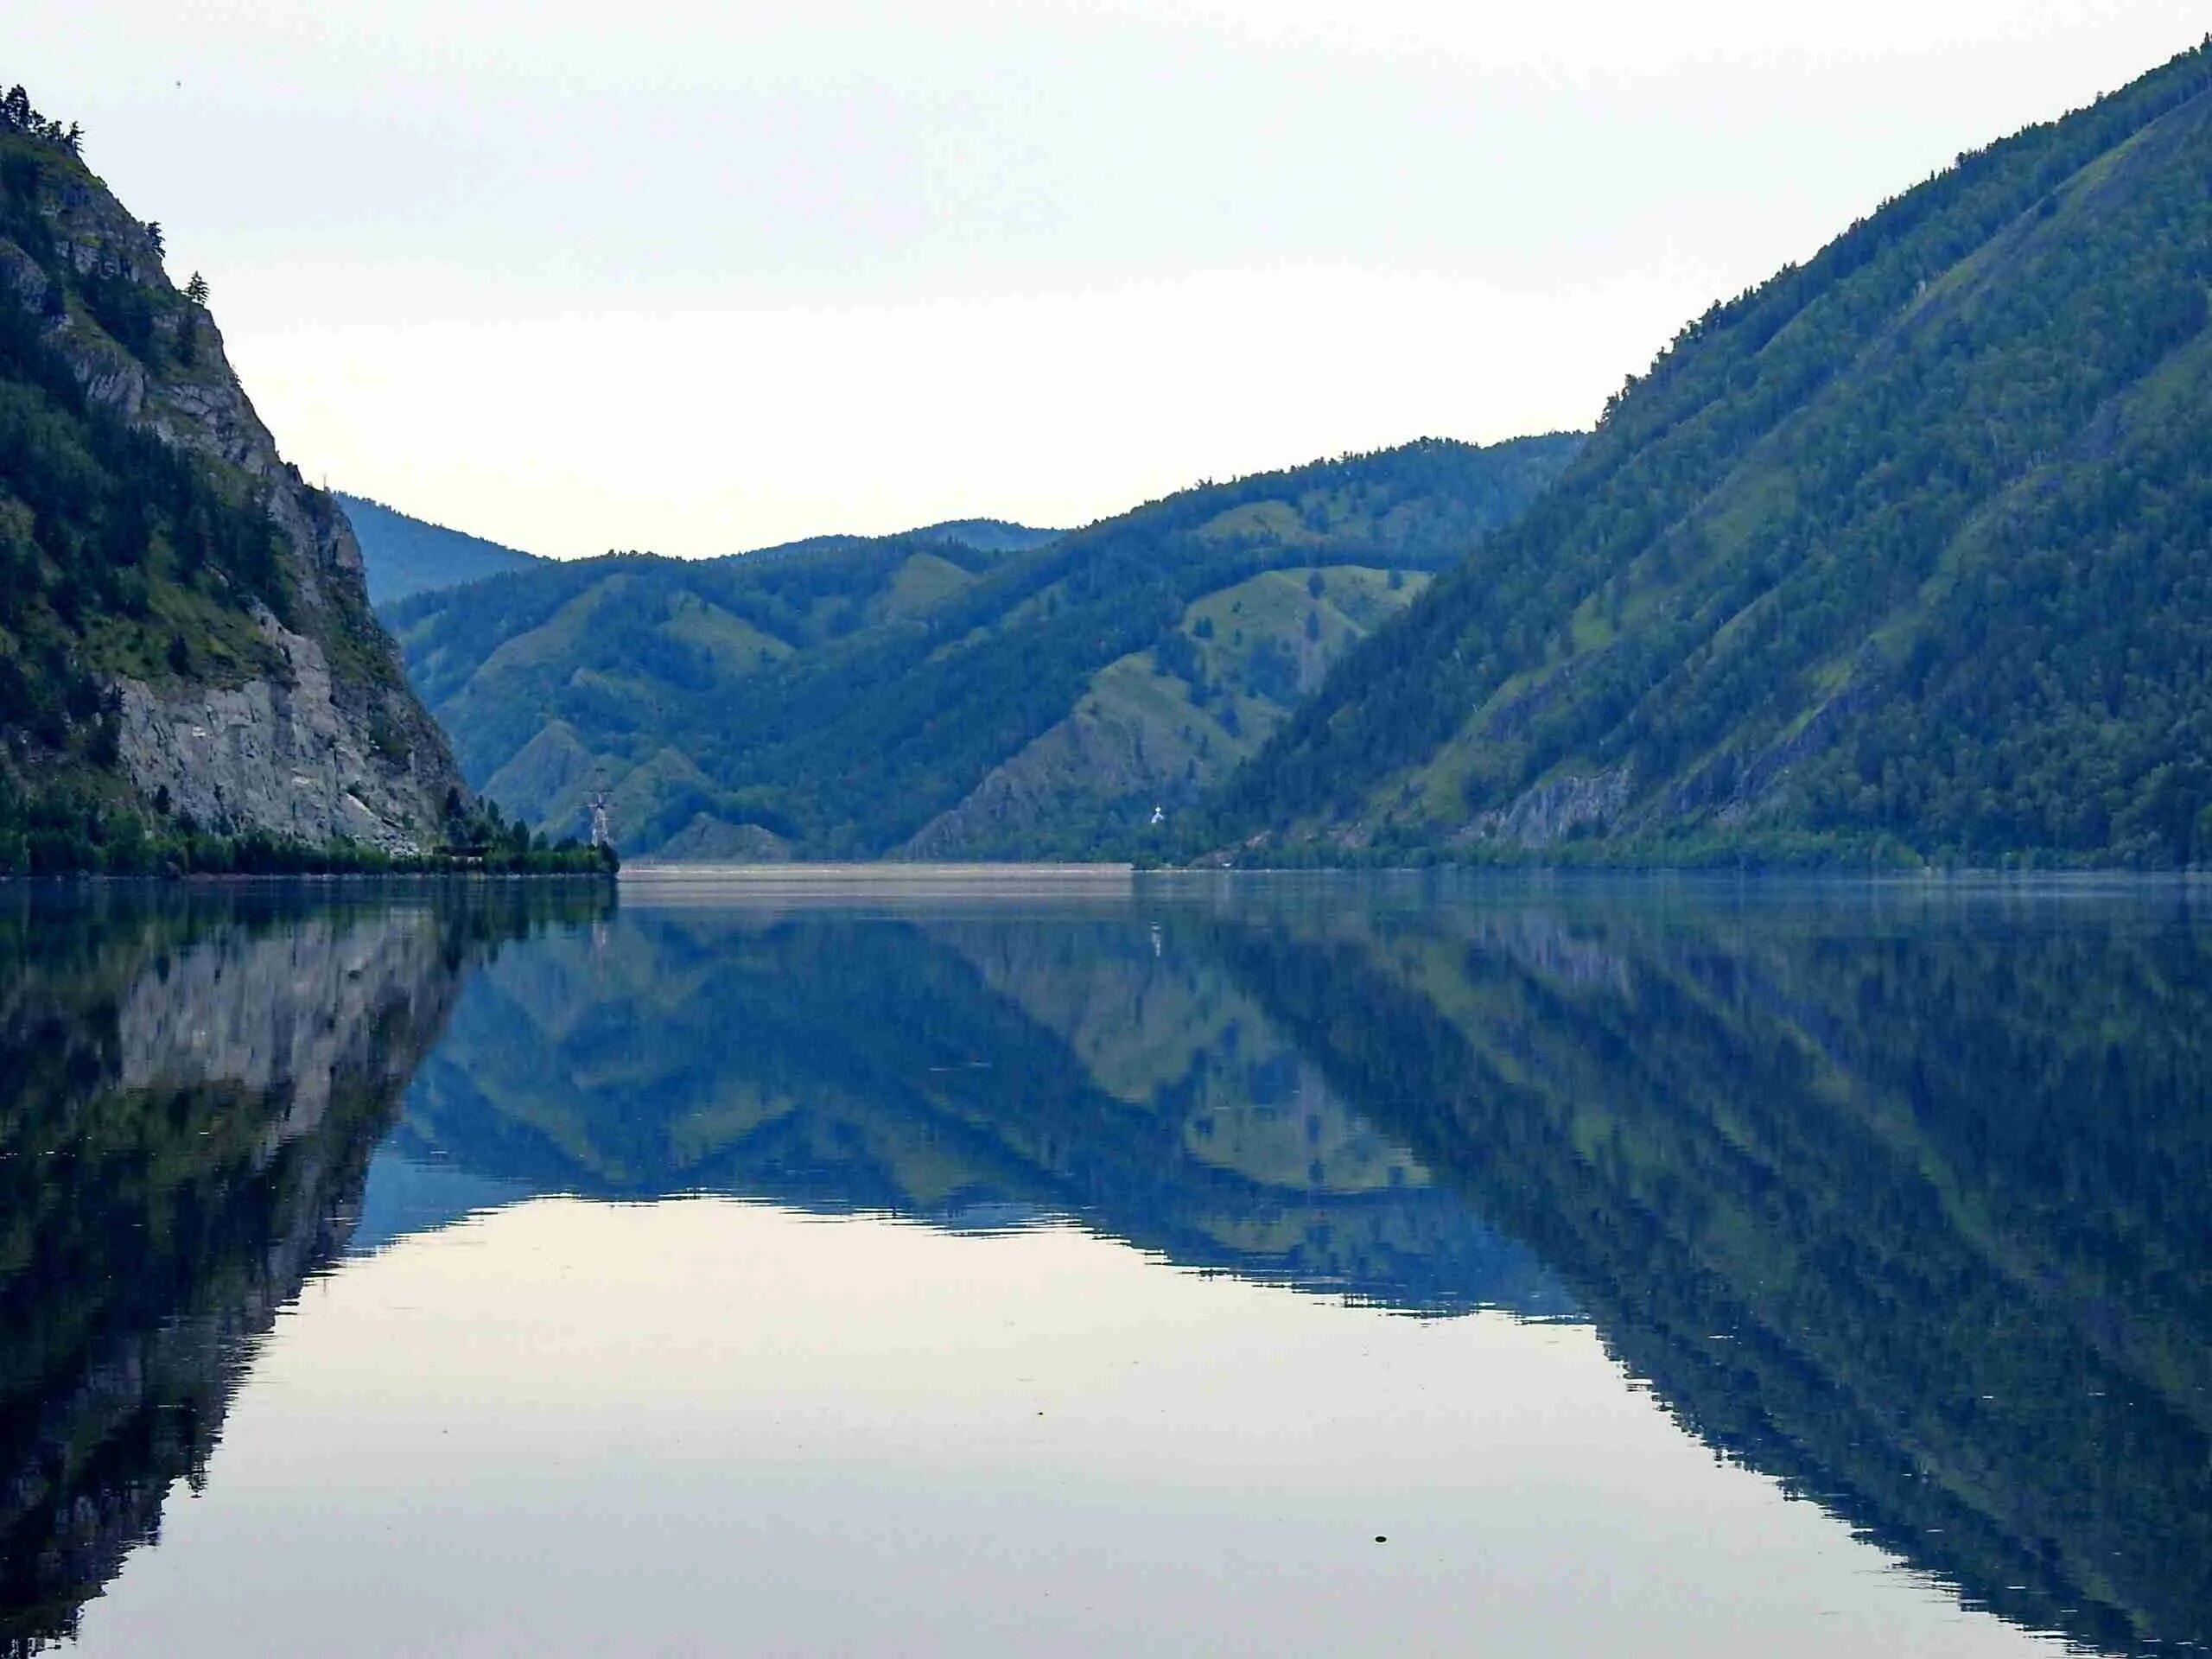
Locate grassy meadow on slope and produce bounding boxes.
[904,562,1433,859]
[385,436,1580,860]
[1215,42,2212,868]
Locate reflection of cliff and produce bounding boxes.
[0,887,605,1655]
[389,908,1570,1316]
[1207,891,2212,1658]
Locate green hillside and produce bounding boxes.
[338,493,543,608]
[385,435,1580,859]
[1215,43,2212,868]
[384,526,1047,856]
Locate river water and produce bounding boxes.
[2,874,2206,1656]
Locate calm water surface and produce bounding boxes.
[2,875,2207,1656]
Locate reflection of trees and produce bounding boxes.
[1206,893,2212,1657]
[0,884,609,1655]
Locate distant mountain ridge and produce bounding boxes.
[680,517,1062,577]
[337,493,543,608]
[383,435,1581,859]
[866,518,1060,556]
[342,495,1062,613]
[1213,42,2212,868]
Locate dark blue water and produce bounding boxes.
[3,874,2207,1656]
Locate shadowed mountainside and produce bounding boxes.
[337,493,543,609]
[1216,43,2212,868]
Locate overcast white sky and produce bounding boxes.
[12,3,2209,556]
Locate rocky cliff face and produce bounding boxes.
[0,103,463,853]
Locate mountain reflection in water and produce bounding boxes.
[370,900,1570,1319]
[0,884,608,1656]
[2,877,2208,1656]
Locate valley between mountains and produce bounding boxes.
[359,41,2212,869]
[9,40,2212,871]
[370,438,1578,861]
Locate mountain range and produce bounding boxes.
[342,496,1065,612]
[12,40,2212,871]
[356,41,2212,870]
[369,436,1580,860]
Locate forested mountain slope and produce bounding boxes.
[386,435,1580,859]
[338,493,543,608]
[385,524,1055,857]
[0,86,465,868]
[1216,42,2212,868]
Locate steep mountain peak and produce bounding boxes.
[0,88,466,861]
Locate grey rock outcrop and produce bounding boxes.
[1458,766,1633,849]
[114,616,445,854]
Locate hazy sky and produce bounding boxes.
[14,3,2209,556]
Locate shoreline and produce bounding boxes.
[617,862,1136,904]
[619,862,1134,882]
[5,863,2200,892]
